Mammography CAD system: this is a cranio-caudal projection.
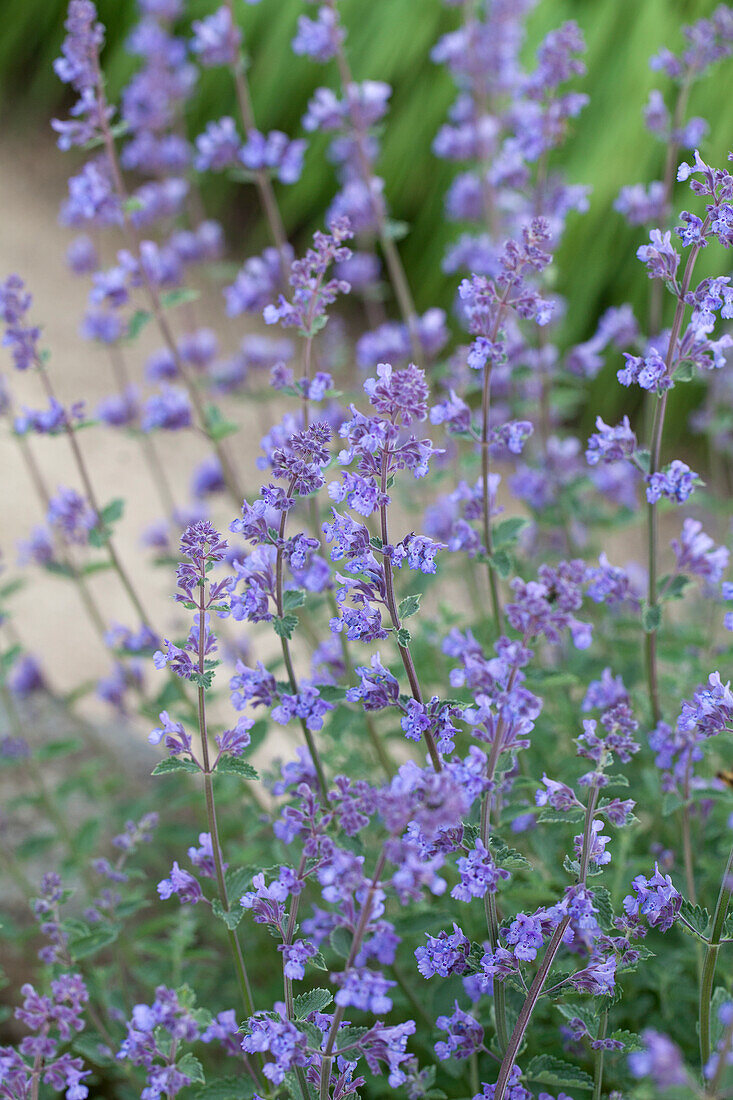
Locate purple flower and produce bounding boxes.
[452,839,510,901]
[333,967,395,1014]
[586,415,637,465]
[435,1004,484,1061]
[241,1011,308,1086]
[671,518,728,588]
[191,6,241,67]
[278,939,317,981]
[415,924,470,978]
[194,116,241,172]
[240,130,306,185]
[629,1030,687,1088]
[645,460,698,504]
[617,350,671,393]
[292,7,344,62]
[157,862,203,905]
[623,865,681,931]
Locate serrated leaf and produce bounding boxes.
[680,898,711,938]
[177,1053,205,1085]
[283,588,306,612]
[493,516,529,548]
[398,593,421,620]
[641,602,662,633]
[211,899,244,930]
[330,925,352,958]
[672,360,695,382]
[192,1078,256,1100]
[537,806,585,825]
[608,1028,645,1052]
[215,757,259,781]
[294,988,333,1018]
[152,757,200,776]
[225,867,253,901]
[273,614,299,640]
[526,1054,594,1090]
[591,885,615,932]
[68,924,119,960]
[396,627,412,646]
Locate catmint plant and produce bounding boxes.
[1,3,733,1100]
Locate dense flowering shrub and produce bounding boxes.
[1,2,733,1100]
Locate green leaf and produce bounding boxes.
[160,288,200,310]
[641,602,662,633]
[204,404,239,442]
[398,593,421,620]
[126,309,152,341]
[283,588,306,612]
[660,573,692,601]
[679,899,711,939]
[224,867,252,901]
[608,1029,645,1052]
[384,218,409,241]
[36,738,82,761]
[672,360,695,382]
[633,448,651,473]
[536,806,584,824]
[100,498,124,525]
[526,1054,594,1090]
[294,988,333,1018]
[273,614,299,640]
[591,885,615,932]
[215,757,259,781]
[330,925,352,958]
[177,1054,205,1086]
[68,924,119,960]
[192,1079,256,1100]
[489,548,512,578]
[493,516,529,548]
[396,627,412,646]
[489,836,531,871]
[151,757,200,776]
[211,899,244,930]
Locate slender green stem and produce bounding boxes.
[275,478,330,801]
[492,785,601,1100]
[195,572,259,1052]
[379,451,441,771]
[319,850,388,1100]
[699,842,733,1070]
[644,228,706,725]
[706,1013,733,1097]
[593,1009,608,1100]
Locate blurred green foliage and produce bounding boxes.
[0,0,731,438]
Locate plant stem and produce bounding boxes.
[379,451,441,771]
[195,575,257,1032]
[644,228,706,725]
[275,478,331,802]
[593,1009,608,1100]
[699,841,733,1070]
[492,785,600,1100]
[319,849,388,1100]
